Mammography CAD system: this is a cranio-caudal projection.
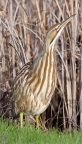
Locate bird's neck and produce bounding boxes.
[42,36,51,53]
[37,45,57,104]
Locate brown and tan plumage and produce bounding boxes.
[12,14,75,127]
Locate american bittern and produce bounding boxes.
[12,14,75,128]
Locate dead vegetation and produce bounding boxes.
[0,0,82,132]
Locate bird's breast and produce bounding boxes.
[12,48,57,116]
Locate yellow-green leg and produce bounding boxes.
[35,115,39,128]
[20,112,23,128]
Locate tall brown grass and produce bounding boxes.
[0,0,82,132]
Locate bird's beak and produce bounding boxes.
[57,14,76,31]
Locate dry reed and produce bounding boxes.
[0,0,82,132]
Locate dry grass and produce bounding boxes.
[0,0,82,132]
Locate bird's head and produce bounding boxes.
[44,14,76,52]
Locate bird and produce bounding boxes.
[12,14,75,128]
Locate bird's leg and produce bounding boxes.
[35,115,39,128]
[20,112,23,128]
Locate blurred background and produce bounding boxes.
[0,0,82,131]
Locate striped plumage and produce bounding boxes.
[12,43,56,116]
[12,14,75,127]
